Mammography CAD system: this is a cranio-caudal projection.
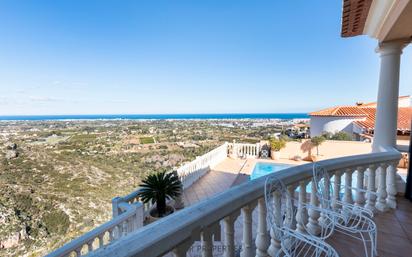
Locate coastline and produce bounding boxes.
[0,113,309,121]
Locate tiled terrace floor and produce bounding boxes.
[179,158,412,257]
[182,158,247,206]
[328,197,412,257]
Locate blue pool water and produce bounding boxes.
[250,162,293,180]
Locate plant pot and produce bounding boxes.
[147,205,175,223]
[271,150,281,160]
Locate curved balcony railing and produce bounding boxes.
[85,150,401,257]
[47,142,229,257]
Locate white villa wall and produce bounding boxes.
[310,116,361,137]
[398,96,411,107]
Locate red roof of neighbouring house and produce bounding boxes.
[354,107,412,131]
[309,106,368,117]
[310,96,411,132]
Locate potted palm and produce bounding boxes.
[270,139,286,160]
[137,171,182,221]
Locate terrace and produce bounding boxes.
[46,1,412,257]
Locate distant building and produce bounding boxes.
[309,96,411,141]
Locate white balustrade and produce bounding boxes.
[178,142,228,189]
[45,202,143,257]
[49,151,401,257]
[228,142,260,159]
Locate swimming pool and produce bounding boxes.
[250,162,293,180]
[251,162,358,198]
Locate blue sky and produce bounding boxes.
[0,0,411,115]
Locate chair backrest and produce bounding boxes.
[312,163,333,209]
[264,176,294,240]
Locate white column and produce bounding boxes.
[372,40,407,152]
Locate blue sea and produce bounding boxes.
[0,113,309,121]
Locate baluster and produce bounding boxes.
[287,184,297,230]
[87,240,93,253]
[223,211,240,257]
[296,180,308,233]
[386,161,398,209]
[355,166,366,207]
[376,163,389,212]
[75,248,82,257]
[241,203,256,257]
[109,228,114,242]
[98,234,104,248]
[267,192,281,257]
[332,171,342,210]
[365,164,377,212]
[307,181,321,236]
[172,238,193,257]
[122,221,128,237]
[256,198,270,257]
[342,169,354,204]
[319,174,330,228]
[201,228,213,257]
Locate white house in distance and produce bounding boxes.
[309,95,411,141]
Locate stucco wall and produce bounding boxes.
[310,116,361,137]
[281,140,372,160]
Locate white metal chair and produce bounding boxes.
[265,177,339,257]
[312,163,377,257]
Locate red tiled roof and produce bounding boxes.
[310,96,411,132]
[309,106,368,117]
[354,107,412,131]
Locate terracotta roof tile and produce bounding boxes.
[354,107,411,131]
[309,106,368,117]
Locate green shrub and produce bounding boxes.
[270,139,286,151]
[43,210,70,235]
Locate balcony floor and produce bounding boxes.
[328,197,412,257]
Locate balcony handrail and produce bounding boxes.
[88,150,401,257]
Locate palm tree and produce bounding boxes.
[137,171,182,217]
[310,136,325,156]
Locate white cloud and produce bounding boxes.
[29,96,59,102]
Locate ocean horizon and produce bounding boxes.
[0,113,309,121]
